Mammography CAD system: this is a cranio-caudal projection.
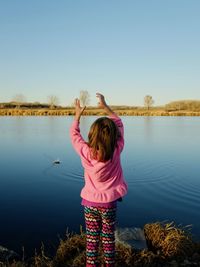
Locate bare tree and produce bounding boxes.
[144,95,154,110]
[79,90,90,106]
[48,95,59,109]
[12,94,26,108]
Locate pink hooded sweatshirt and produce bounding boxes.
[69,114,128,203]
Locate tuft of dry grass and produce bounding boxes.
[144,222,194,261]
[115,241,134,267]
[53,230,86,267]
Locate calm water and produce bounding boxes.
[0,116,200,254]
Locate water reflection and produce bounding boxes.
[13,116,26,135]
[144,116,153,140]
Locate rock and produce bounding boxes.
[115,227,147,249]
[0,245,20,262]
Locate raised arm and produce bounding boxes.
[96,92,124,151]
[69,98,88,158]
[96,93,115,116]
[74,98,86,122]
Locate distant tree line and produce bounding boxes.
[1,92,200,111]
[165,100,200,111]
[0,102,50,109]
[0,90,91,109]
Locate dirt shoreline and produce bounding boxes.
[1,108,200,116]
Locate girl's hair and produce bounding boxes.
[88,117,118,162]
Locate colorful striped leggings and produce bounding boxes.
[84,206,117,267]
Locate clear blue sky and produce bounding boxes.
[0,0,200,106]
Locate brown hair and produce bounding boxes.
[88,117,118,162]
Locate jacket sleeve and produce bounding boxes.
[109,114,124,152]
[69,120,89,159]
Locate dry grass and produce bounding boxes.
[1,108,200,116]
[53,230,86,267]
[1,222,200,267]
[144,222,194,260]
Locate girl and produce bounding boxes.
[70,93,128,267]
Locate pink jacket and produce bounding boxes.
[69,114,128,203]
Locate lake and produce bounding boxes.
[0,116,200,255]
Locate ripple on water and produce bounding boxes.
[127,159,200,215]
[59,171,84,183]
[42,162,84,183]
[126,160,178,185]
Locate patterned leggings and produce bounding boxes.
[84,206,117,267]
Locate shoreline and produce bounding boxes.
[1,108,200,116]
[1,222,200,267]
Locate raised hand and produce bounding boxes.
[96,92,115,116]
[74,98,86,121]
[96,93,107,109]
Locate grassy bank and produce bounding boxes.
[1,222,200,267]
[1,108,200,116]
[1,100,200,116]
